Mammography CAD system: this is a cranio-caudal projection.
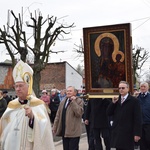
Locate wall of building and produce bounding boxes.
[40,62,66,91]
[0,65,14,90]
[65,63,83,90]
[0,64,15,97]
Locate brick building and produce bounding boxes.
[40,61,83,91]
[0,62,14,96]
[0,61,83,97]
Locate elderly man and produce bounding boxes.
[0,60,55,150]
[53,86,83,150]
[135,82,150,150]
[107,81,142,150]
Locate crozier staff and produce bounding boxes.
[0,60,55,150]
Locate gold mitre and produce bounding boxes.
[13,60,33,83]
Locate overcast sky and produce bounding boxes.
[1,0,150,73]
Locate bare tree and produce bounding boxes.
[74,39,84,75]
[132,46,149,84]
[0,9,74,97]
[145,72,150,84]
[73,38,84,61]
[76,64,84,76]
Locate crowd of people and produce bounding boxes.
[0,60,150,150]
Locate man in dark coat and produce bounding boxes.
[0,90,7,118]
[49,89,60,123]
[135,81,150,150]
[85,98,111,150]
[107,81,142,150]
[83,98,95,150]
[3,90,12,105]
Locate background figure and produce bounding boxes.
[40,89,50,115]
[81,89,95,150]
[0,90,7,118]
[0,60,55,150]
[53,86,84,150]
[85,98,111,150]
[49,88,60,124]
[107,81,142,150]
[84,103,95,150]
[59,89,66,102]
[40,90,50,105]
[3,90,12,105]
[81,90,88,121]
[135,82,150,150]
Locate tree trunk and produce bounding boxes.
[33,71,41,98]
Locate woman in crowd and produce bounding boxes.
[49,89,60,124]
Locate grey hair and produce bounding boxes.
[119,81,129,88]
[140,81,149,88]
[67,86,77,93]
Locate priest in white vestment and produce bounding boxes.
[0,60,55,150]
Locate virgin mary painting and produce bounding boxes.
[91,32,126,88]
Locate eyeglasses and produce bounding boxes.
[118,87,126,90]
[14,84,25,89]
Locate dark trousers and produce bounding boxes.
[50,110,57,123]
[62,137,80,150]
[116,148,134,150]
[116,146,134,150]
[116,148,128,150]
[140,124,150,150]
[93,128,110,150]
[85,124,95,150]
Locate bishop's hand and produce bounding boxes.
[24,105,34,119]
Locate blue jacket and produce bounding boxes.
[138,93,150,124]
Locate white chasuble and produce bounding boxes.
[0,97,55,150]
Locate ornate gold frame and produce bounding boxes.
[83,23,133,96]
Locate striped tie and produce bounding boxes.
[121,97,125,104]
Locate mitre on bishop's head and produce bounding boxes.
[12,60,33,84]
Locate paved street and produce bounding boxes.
[54,134,115,150]
[54,133,88,150]
[54,133,140,150]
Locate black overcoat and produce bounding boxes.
[107,94,142,150]
[0,98,7,117]
[49,94,60,111]
[85,98,111,128]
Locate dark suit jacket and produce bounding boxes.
[107,94,142,150]
[49,94,60,111]
[85,98,111,128]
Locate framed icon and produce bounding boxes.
[83,23,133,96]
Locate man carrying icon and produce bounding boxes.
[107,81,142,150]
